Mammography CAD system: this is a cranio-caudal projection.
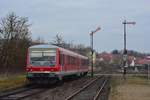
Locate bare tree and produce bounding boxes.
[31,37,45,45]
[51,34,65,47]
[50,34,91,56]
[0,12,31,75]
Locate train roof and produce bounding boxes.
[29,44,88,59]
[29,44,58,49]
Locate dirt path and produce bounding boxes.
[109,76,150,100]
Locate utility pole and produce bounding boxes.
[122,20,136,79]
[90,27,101,77]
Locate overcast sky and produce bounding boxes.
[0,0,150,53]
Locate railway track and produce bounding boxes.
[0,76,91,100]
[0,85,49,100]
[0,76,109,100]
[65,76,109,100]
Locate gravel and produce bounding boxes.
[23,76,94,100]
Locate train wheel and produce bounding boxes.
[80,73,83,77]
[56,78,63,86]
[84,72,88,76]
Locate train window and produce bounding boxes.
[66,56,69,65]
[81,59,88,66]
[70,56,73,64]
[30,51,42,57]
[68,56,71,65]
[69,56,75,65]
[86,59,89,66]
[63,55,65,65]
[72,57,76,65]
[29,49,56,66]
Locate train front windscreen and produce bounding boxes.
[29,49,56,67]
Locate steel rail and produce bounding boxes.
[93,79,108,100]
[65,76,103,100]
[0,89,47,100]
[0,85,46,100]
[16,89,47,100]
[0,85,37,98]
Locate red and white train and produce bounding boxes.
[26,44,89,83]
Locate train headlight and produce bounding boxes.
[51,69,54,72]
[26,68,29,71]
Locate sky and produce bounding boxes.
[0,0,150,53]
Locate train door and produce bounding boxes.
[62,54,65,71]
[64,54,67,72]
[77,57,80,72]
[59,52,64,71]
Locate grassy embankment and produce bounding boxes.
[0,74,26,92]
[110,75,150,100]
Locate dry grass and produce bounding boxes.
[0,74,26,91]
[109,75,150,100]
